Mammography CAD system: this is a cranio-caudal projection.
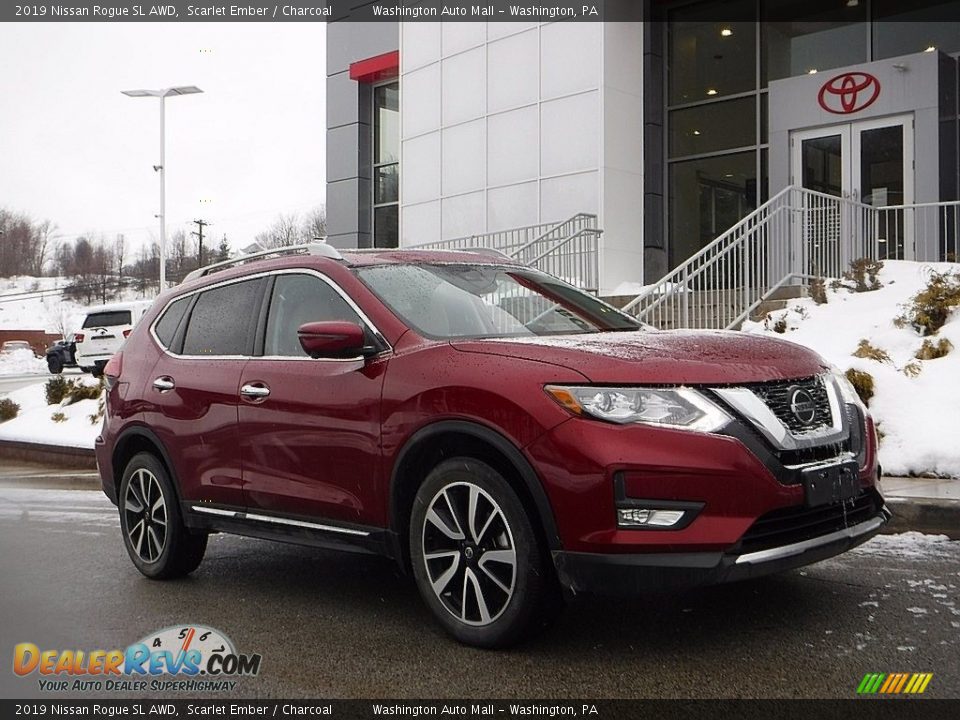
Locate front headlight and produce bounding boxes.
[544,385,731,432]
[831,366,867,412]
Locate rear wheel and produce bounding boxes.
[47,356,63,374]
[409,457,559,648]
[119,452,207,580]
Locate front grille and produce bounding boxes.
[734,489,882,556]
[748,375,832,434]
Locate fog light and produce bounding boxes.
[617,508,685,528]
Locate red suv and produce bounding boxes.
[96,245,888,647]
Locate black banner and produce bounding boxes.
[3,700,960,720]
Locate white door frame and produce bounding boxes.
[790,114,915,260]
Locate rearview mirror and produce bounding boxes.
[297,321,367,359]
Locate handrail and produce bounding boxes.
[510,213,598,259]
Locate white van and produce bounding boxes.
[75,301,153,375]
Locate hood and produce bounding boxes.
[450,330,828,385]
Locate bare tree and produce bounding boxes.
[114,234,126,288]
[255,213,303,249]
[302,206,327,241]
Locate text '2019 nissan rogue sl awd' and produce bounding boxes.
[96,244,888,647]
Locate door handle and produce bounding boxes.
[240,383,270,400]
[152,376,175,392]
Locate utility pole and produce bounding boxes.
[191,219,210,268]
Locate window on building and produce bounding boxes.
[373,82,399,249]
[873,0,960,58]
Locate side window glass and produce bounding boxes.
[153,297,190,350]
[264,274,363,357]
[182,279,262,356]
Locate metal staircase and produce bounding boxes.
[621,186,960,330]
[409,213,602,293]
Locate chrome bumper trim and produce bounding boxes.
[734,514,884,565]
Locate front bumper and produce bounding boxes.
[553,506,890,595]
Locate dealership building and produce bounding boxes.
[325,2,960,295]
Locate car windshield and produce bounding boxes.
[356,263,641,339]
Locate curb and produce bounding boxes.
[0,439,97,469]
[883,497,960,540]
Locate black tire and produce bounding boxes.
[409,457,559,648]
[80,366,94,374]
[118,452,207,580]
[47,356,63,374]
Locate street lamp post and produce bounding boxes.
[121,86,203,290]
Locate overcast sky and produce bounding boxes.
[0,22,326,255]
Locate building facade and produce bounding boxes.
[326,1,960,295]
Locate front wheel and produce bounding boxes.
[409,458,559,648]
[119,452,207,579]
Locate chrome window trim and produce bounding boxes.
[149,267,392,362]
[190,504,370,537]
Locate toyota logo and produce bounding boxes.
[818,72,881,115]
[789,388,818,425]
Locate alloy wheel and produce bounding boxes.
[421,481,517,626]
[124,468,168,563]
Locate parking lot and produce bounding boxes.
[0,478,957,700]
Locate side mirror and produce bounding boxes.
[297,321,368,359]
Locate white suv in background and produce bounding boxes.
[75,301,152,376]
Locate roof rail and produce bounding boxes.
[183,241,343,282]
[345,246,514,261]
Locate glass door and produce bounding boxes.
[790,115,914,269]
[852,116,914,260]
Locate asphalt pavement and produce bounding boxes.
[0,478,957,700]
[0,368,82,394]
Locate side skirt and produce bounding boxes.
[181,502,394,559]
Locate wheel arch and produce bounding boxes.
[389,419,561,570]
[111,426,183,507]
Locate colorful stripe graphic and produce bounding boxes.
[857,673,933,695]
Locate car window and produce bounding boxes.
[82,311,131,328]
[153,297,191,350]
[264,274,363,357]
[182,279,263,356]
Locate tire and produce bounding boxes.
[47,356,63,374]
[409,457,559,648]
[80,366,93,374]
[118,452,207,580]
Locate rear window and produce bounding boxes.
[153,297,190,350]
[82,311,131,329]
[182,279,263,356]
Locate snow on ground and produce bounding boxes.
[0,275,151,334]
[742,261,960,478]
[0,348,47,375]
[0,377,102,449]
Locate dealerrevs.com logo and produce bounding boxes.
[13,625,261,693]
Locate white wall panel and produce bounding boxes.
[441,47,486,126]
[487,182,538,232]
[442,120,486,196]
[402,63,441,138]
[487,105,538,186]
[403,23,441,72]
[487,29,539,113]
[402,200,441,246]
[442,22,486,57]
[540,171,599,222]
[487,22,537,41]
[540,22,601,100]
[441,191,486,239]
[402,132,441,205]
[541,92,600,176]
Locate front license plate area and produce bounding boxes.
[802,461,860,508]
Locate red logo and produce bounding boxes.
[817,72,881,114]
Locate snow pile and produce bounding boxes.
[0,377,102,449]
[743,261,960,478]
[0,348,47,376]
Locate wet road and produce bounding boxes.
[0,485,958,699]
